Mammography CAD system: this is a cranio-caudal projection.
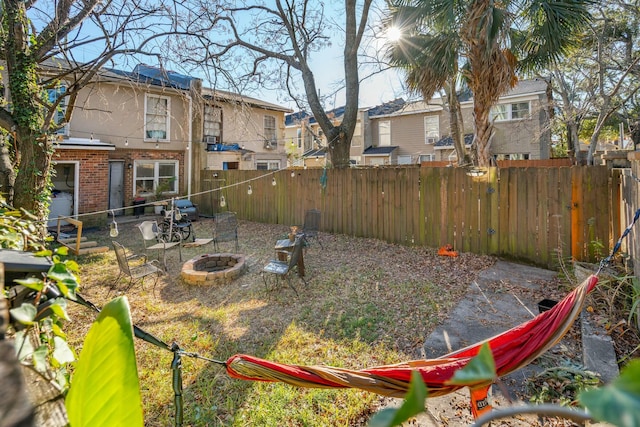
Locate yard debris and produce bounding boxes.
[438,244,459,257]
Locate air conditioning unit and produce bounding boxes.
[203,135,218,144]
[426,137,436,144]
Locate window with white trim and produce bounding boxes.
[297,128,302,148]
[134,160,178,196]
[424,116,439,144]
[256,160,280,170]
[48,85,69,135]
[145,94,170,140]
[397,155,413,165]
[203,104,222,143]
[264,115,277,147]
[420,154,435,162]
[490,101,530,121]
[379,120,391,146]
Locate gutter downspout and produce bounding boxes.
[186,93,193,198]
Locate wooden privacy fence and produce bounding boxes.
[195,166,620,269]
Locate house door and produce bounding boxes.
[108,161,125,215]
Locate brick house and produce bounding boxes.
[46,64,289,225]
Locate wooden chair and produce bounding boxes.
[302,209,322,249]
[262,235,307,296]
[213,212,239,252]
[111,241,164,294]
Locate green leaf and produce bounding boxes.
[14,330,34,361]
[14,277,45,291]
[368,371,427,427]
[47,263,78,287]
[46,298,70,321]
[66,296,143,427]
[33,345,49,373]
[579,359,640,427]
[10,303,37,325]
[52,336,75,365]
[446,343,496,386]
[54,246,68,256]
[51,322,67,339]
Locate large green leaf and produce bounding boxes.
[10,303,37,325]
[579,359,640,427]
[66,296,143,427]
[446,342,496,386]
[368,370,427,427]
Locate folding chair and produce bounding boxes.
[111,241,163,294]
[137,220,180,269]
[262,235,307,296]
[213,212,239,252]
[302,209,322,249]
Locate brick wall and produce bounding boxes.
[54,150,111,227]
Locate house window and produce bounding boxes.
[145,94,170,140]
[490,101,530,121]
[397,155,413,165]
[369,157,386,166]
[134,160,178,196]
[511,102,530,119]
[47,85,69,136]
[420,154,435,162]
[264,115,277,147]
[379,120,391,146]
[256,160,280,170]
[424,116,439,144]
[203,104,222,143]
[297,128,302,148]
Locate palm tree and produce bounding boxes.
[387,0,592,166]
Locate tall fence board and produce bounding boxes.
[197,166,619,269]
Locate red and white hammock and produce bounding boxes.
[225,275,599,418]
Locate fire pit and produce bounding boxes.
[181,253,246,286]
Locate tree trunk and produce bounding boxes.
[566,121,580,163]
[0,145,16,203]
[327,128,351,169]
[445,83,470,166]
[5,3,52,224]
[473,102,494,167]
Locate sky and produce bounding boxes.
[63,0,410,112]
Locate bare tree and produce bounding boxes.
[0,0,182,221]
[181,0,374,169]
[584,2,640,164]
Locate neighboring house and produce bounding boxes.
[366,78,552,165]
[25,63,289,224]
[284,107,353,168]
[198,88,291,174]
[284,99,405,167]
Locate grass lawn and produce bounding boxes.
[64,214,496,426]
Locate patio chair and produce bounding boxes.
[302,209,322,249]
[111,241,163,294]
[137,220,180,269]
[262,235,307,296]
[213,212,239,252]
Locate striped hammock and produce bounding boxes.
[225,275,599,418]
